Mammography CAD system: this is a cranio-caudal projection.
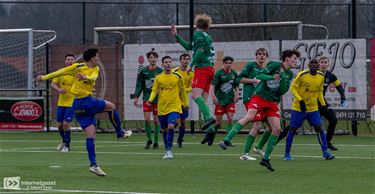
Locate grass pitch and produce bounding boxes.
[0,132,374,194]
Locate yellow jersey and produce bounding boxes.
[173,67,193,107]
[52,75,75,106]
[149,72,187,115]
[42,63,99,99]
[290,69,326,112]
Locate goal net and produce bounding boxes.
[0,29,56,94]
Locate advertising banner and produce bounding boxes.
[0,97,44,130]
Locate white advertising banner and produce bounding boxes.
[282,39,367,120]
[123,41,280,120]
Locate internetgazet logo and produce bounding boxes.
[3,177,20,190]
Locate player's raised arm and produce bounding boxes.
[172,25,192,50]
[36,64,76,81]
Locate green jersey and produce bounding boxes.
[191,31,215,68]
[134,65,163,102]
[238,62,264,103]
[213,69,239,106]
[254,62,294,103]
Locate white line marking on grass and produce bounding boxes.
[0,149,373,160]
[1,140,374,147]
[0,187,156,194]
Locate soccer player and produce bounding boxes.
[133,50,163,149]
[219,49,300,172]
[173,53,194,148]
[237,48,272,160]
[318,56,347,151]
[148,56,187,159]
[207,56,239,146]
[36,48,131,176]
[171,13,217,143]
[283,59,335,161]
[51,54,75,152]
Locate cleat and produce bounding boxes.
[323,152,335,160]
[162,150,173,159]
[227,141,235,147]
[57,142,64,151]
[218,140,230,150]
[144,140,153,149]
[200,134,210,144]
[207,133,216,146]
[240,154,257,161]
[118,130,132,139]
[201,118,216,131]
[260,159,275,172]
[60,146,70,152]
[283,153,294,161]
[327,144,338,151]
[253,148,265,157]
[89,166,106,176]
[152,143,159,149]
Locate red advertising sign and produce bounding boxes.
[0,98,44,131]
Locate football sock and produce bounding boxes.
[162,131,168,150]
[167,128,175,150]
[256,130,271,149]
[58,128,65,140]
[107,110,124,138]
[194,96,213,121]
[145,122,152,141]
[154,124,160,144]
[178,126,185,142]
[277,125,290,143]
[264,135,278,160]
[243,135,255,155]
[285,131,295,155]
[224,122,243,142]
[64,130,71,147]
[317,130,328,154]
[226,122,232,134]
[86,138,96,166]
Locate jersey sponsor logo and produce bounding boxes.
[145,78,155,89]
[266,79,281,90]
[221,80,234,93]
[11,101,42,121]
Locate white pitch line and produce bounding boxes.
[0,139,374,147]
[0,187,156,194]
[0,149,373,160]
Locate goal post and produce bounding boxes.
[0,28,56,95]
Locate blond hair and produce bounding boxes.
[195,14,212,29]
[319,56,329,62]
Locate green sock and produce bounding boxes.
[226,122,232,134]
[243,135,255,155]
[264,134,278,160]
[256,130,271,149]
[145,122,152,141]
[194,96,212,121]
[154,124,160,144]
[224,122,243,142]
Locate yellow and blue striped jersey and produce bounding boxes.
[52,75,75,106]
[173,67,193,107]
[148,72,187,115]
[42,63,99,99]
[291,69,326,112]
